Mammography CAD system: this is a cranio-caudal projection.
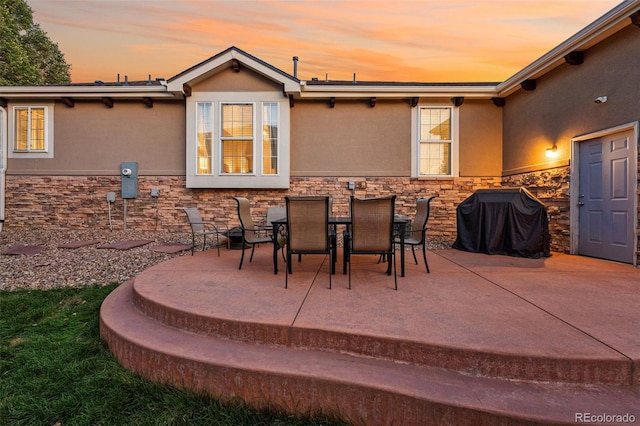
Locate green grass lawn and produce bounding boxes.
[0,284,347,425]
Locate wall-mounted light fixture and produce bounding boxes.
[546,145,558,158]
[594,96,608,104]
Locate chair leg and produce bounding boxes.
[285,252,290,288]
[422,242,430,273]
[249,244,256,263]
[328,247,333,289]
[393,250,397,290]
[190,232,195,256]
[238,243,246,270]
[411,246,418,265]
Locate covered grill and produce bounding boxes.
[453,188,551,258]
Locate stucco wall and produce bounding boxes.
[290,99,411,176]
[458,100,502,176]
[503,25,640,175]
[7,100,186,175]
[191,67,283,92]
[291,98,503,177]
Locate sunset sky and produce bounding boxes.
[28,0,624,84]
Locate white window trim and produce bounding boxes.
[411,103,459,177]
[186,92,289,188]
[8,101,55,159]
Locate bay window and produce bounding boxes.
[187,93,289,188]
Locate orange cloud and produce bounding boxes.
[28,0,623,84]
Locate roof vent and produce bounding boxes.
[94,80,104,85]
[292,56,299,78]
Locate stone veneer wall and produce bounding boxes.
[4,167,637,261]
[501,166,571,254]
[3,175,503,245]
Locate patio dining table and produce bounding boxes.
[270,215,411,277]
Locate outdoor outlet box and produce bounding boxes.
[348,181,355,190]
[106,192,116,202]
[120,161,139,199]
[150,188,159,198]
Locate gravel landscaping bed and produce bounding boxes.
[1,227,453,291]
[0,228,194,291]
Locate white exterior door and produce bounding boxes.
[577,129,635,263]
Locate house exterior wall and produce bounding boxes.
[2,174,502,245]
[191,67,283,92]
[503,25,640,175]
[1,65,506,246]
[458,99,502,177]
[7,99,185,175]
[290,99,411,176]
[290,98,502,177]
[502,24,640,264]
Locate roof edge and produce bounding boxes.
[497,0,640,97]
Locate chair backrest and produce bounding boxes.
[234,197,259,240]
[410,196,435,242]
[350,195,396,253]
[183,208,205,233]
[285,196,330,252]
[266,206,286,225]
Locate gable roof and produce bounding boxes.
[166,46,300,94]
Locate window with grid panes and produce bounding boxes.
[419,106,452,175]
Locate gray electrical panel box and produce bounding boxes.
[120,161,138,199]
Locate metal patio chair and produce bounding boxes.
[284,196,332,289]
[182,207,229,256]
[344,195,397,290]
[399,196,435,273]
[234,197,286,270]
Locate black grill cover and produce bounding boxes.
[452,188,551,258]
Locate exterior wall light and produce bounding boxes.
[546,145,558,158]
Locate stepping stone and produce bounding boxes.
[1,245,46,256]
[97,240,154,250]
[149,243,192,254]
[57,240,101,249]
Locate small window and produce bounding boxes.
[14,107,46,152]
[9,102,54,159]
[418,106,453,176]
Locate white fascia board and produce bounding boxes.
[167,49,300,94]
[0,85,175,99]
[497,1,640,97]
[298,84,498,99]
